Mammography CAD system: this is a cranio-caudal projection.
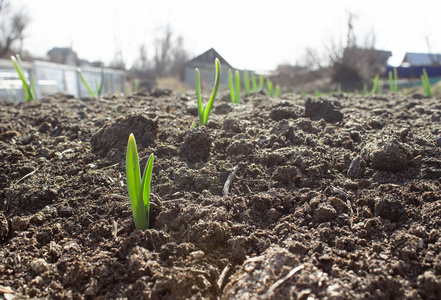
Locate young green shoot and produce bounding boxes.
[393,68,398,91]
[363,83,368,95]
[378,79,384,95]
[243,69,250,96]
[235,70,240,103]
[266,78,275,97]
[421,68,433,98]
[259,74,264,90]
[251,72,257,91]
[228,69,240,104]
[126,83,132,96]
[228,69,235,103]
[77,63,105,98]
[388,71,393,92]
[195,58,221,125]
[388,68,398,93]
[126,133,154,230]
[134,79,139,93]
[11,54,36,101]
[371,74,379,95]
[274,85,281,97]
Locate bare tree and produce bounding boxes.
[131,24,189,80]
[109,46,126,70]
[136,44,150,71]
[169,35,190,79]
[300,47,326,70]
[153,24,173,77]
[326,11,379,90]
[425,35,441,65]
[0,0,29,58]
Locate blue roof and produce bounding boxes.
[402,52,441,66]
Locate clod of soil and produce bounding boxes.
[91,113,157,164]
[304,97,343,123]
[180,126,212,163]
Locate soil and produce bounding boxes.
[1,88,441,299]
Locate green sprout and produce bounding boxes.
[125,83,132,95]
[195,58,221,125]
[228,69,234,102]
[259,74,264,90]
[388,68,398,93]
[251,72,257,91]
[421,68,433,98]
[243,69,251,96]
[126,133,154,230]
[134,79,139,93]
[11,54,36,101]
[266,78,273,96]
[378,79,384,95]
[371,74,379,95]
[274,84,281,97]
[228,69,241,104]
[388,71,393,92]
[126,80,139,96]
[77,63,104,98]
[265,78,280,97]
[267,78,280,97]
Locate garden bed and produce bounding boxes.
[1,89,441,299]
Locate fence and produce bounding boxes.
[0,59,126,101]
[385,66,441,78]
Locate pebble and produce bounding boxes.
[190,250,205,260]
[347,156,367,179]
[30,258,48,274]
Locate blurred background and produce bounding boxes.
[1,0,441,99]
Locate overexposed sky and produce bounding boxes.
[11,0,441,70]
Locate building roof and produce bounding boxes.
[185,48,233,69]
[402,52,441,66]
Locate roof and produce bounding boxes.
[185,48,233,69]
[47,47,76,55]
[402,52,441,66]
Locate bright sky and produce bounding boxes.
[11,0,441,71]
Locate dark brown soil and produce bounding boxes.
[1,89,441,299]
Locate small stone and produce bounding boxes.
[87,163,97,170]
[347,156,367,179]
[30,258,48,274]
[190,250,205,260]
